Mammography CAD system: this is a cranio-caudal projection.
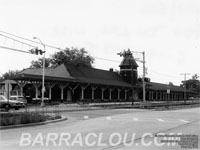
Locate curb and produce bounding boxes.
[19,107,107,114]
[0,115,68,130]
[153,104,200,111]
[54,107,109,113]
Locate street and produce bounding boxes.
[0,108,199,150]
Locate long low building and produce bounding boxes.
[0,50,196,103]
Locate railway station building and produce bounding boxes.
[0,50,196,103]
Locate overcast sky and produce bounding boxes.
[0,0,199,85]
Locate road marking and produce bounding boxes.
[106,116,112,120]
[133,118,138,121]
[83,116,89,119]
[157,118,165,122]
[179,119,189,123]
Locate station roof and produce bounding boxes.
[8,64,192,92]
[147,82,186,92]
[119,50,138,68]
[11,64,75,82]
[119,56,138,68]
[65,64,134,87]
[10,64,135,88]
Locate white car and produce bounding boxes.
[0,95,25,111]
[10,95,27,104]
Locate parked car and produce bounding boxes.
[10,95,27,104]
[0,95,25,111]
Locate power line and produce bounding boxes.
[0,46,33,54]
[0,30,125,60]
[0,30,191,81]
[0,30,123,63]
[0,33,36,48]
[94,57,120,62]
[149,69,181,78]
[0,30,62,50]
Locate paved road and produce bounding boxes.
[0,108,199,150]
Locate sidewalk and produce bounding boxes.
[5,99,200,113]
[12,102,135,113]
[9,104,101,113]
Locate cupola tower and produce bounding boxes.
[118,49,138,84]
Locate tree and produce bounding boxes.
[50,47,94,67]
[181,74,200,93]
[192,74,199,80]
[169,82,174,86]
[0,70,20,79]
[30,58,51,68]
[29,47,94,68]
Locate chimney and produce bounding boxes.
[109,68,113,72]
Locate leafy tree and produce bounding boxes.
[50,47,94,67]
[30,58,51,68]
[181,74,200,93]
[192,74,199,80]
[0,70,20,79]
[29,47,94,68]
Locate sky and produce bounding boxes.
[0,0,200,85]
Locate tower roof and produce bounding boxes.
[119,50,138,67]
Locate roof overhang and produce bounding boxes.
[9,74,76,82]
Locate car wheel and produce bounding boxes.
[4,104,10,111]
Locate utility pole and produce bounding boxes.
[132,50,146,103]
[142,51,146,102]
[180,73,190,104]
[131,66,134,105]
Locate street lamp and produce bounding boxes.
[33,37,46,107]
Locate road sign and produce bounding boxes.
[167,89,170,94]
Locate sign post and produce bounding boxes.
[166,89,170,108]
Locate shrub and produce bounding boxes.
[0,111,61,126]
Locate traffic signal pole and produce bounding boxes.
[33,37,46,107]
[41,47,46,107]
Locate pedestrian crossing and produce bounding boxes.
[133,118,138,121]
[157,118,165,122]
[82,115,191,123]
[179,119,189,123]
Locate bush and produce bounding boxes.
[0,111,61,126]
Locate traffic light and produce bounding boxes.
[144,77,151,82]
[29,47,44,55]
[39,49,43,55]
[35,48,39,55]
[138,78,142,82]
[138,77,151,82]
